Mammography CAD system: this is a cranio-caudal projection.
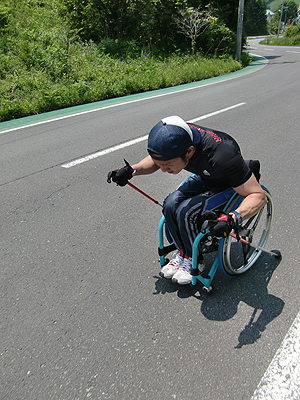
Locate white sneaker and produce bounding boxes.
[172,256,205,285]
[159,250,184,279]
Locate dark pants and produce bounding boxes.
[162,175,233,257]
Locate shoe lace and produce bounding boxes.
[181,257,192,273]
[181,258,205,274]
[169,251,183,267]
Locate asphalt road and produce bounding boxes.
[1,39,300,399]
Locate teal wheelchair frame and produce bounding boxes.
[158,184,276,293]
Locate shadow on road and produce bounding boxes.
[265,55,299,64]
[153,251,284,348]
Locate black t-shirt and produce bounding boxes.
[186,124,252,188]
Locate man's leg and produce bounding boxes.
[171,188,232,285]
[176,188,231,257]
[159,175,207,280]
[162,175,207,254]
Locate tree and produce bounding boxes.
[175,7,210,54]
[200,17,236,56]
[200,0,240,32]
[62,0,240,55]
[63,0,188,53]
[268,0,298,34]
[278,0,298,24]
[244,0,268,36]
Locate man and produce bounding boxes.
[107,116,266,285]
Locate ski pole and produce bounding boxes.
[229,232,280,257]
[127,182,163,207]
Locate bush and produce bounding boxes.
[99,38,142,58]
[240,52,252,68]
[284,24,300,37]
[0,4,9,32]
[200,18,236,57]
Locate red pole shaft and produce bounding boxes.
[229,232,278,256]
[229,232,249,244]
[127,182,163,207]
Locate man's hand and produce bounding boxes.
[107,159,134,186]
[209,212,235,237]
[198,210,235,238]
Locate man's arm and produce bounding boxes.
[132,155,160,176]
[232,173,267,222]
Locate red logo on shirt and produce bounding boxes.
[188,125,222,143]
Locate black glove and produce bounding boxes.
[107,159,134,186]
[198,210,235,238]
[197,210,217,231]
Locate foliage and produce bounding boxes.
[267,0,299,34]
[244,0,268,36]
[280,0,299,20]
[98,38,142,59]
[175,7,211,54]
[63,0,190,54]
[261,22,300,44]
[199,0,239,31]
[284,22,300,36]
[0,0,252,122]
[62,0,243,55]
[0,42,244,121]
[200,17,236,56]
[0,4,9,32]
[266,0,300,12]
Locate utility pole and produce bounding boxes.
[236,0,244,62]
[277,0,285,38]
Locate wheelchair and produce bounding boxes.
[158,176,279,293]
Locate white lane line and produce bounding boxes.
[251,311,300,400]
[286,51,300,54]
[61,135,148,168]
[264,48,275,51]
[61,102,246,168]
[188,102,246,123]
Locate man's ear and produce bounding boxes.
[186,146,196,159]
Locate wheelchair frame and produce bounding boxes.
[158,184,276,293]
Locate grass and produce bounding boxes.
[261,35,300,45]
[0,50,244,122]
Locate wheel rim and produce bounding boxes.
[221,190,273,275]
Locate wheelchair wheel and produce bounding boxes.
[219,187,273,276]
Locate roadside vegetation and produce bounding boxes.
[266,0,300,12]
[261,23,300,45]
[0,48,244,122]
[266,0,300,35]
[0,0,254,122]
[2,0,298,122]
